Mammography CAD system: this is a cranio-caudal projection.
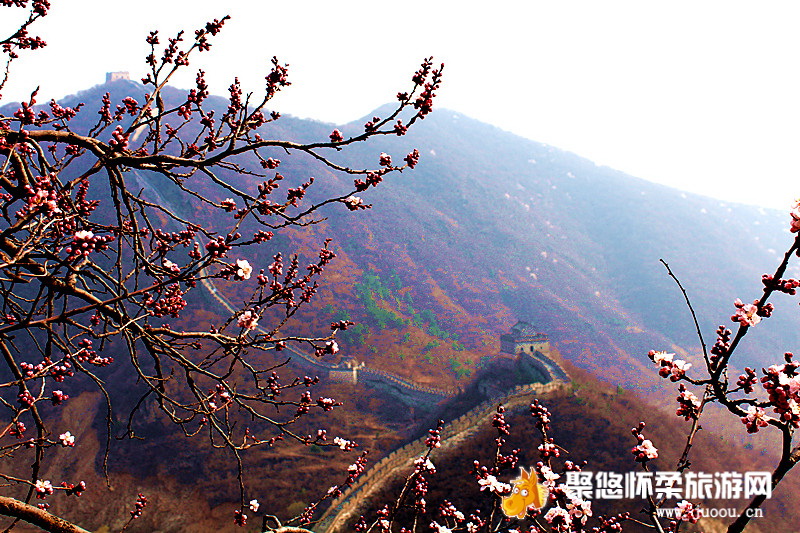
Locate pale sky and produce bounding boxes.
[2,1,800,209]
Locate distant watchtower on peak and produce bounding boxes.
[500,320,550,356]
[106,71,130,82]
[328,356,365,385]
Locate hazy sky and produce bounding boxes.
[2,1,800,209]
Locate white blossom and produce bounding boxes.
[414,456,435,473]
[478,475,511,494]
[236,259,253,280]
[333,437,351,450]
[651,351,674,365]
[430,522,452,533]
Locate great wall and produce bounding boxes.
[203,276,467,401]
[202,276,463,399]
[312,366,568,533]
[200,277,571,532]
[314,380,566,533]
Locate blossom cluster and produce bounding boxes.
[0,7,456,531]
[675,384,701,421]
[759,356,800,429]
[630,422,658,462]
[731,298,771,327]
[648,351,691,381]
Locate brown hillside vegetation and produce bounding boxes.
[6,359,795,532]
[4,381,412,532]
[341,365,798,533]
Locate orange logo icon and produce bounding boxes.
[501,467,549,518]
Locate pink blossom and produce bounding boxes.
[567,497,592,524]
[544,506,570,526]
[539,464,560,486]
[237,310,258,331]
[775,370,800,395]
[742,406,770,433]
[675,500,700,523]
[632,439,658,461]
[789,398,800,417]
[640,439,658,458]
[791,201,800,232]
[731,298,761,327]
[676,385,701,420]
[317,397,339,411]
[162,259,180,273]
[28,188,60,214]
[679,389,700,407]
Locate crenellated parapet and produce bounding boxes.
[314,379,569,533]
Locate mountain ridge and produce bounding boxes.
[4,80,799,531]
[5,78,794,388]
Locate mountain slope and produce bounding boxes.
[4,80,797,530]
[282,106,799,392]
[7,79,790,388]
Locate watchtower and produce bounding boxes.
[106,71,130,82]
[500,320,550,356]
[327,357,364,384]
